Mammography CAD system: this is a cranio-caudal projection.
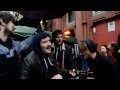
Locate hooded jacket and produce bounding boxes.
[52,41,76,70]
[20,32,62,79]
[0,35,34,80]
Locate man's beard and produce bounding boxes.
[4,29,14,38]
[55,40,63,46]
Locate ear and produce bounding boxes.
[0,19,6,26]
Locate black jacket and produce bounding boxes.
[87,53,120,80]
[19,32,73,80]
[53,43,76,70]
[74,55,89,70]
[0,55,20,80]
[113,44,120,61]
[20,51,62,80]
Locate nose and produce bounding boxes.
[60,37,63,41]
[48,41,51,46]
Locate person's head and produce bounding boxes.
[0,12,15,42]
[79,39,97,59]
[52,30,63,45]
[32,32,52,57]
[101,45,109,55]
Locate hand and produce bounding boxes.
[51,74,63,79]
[69,69,76,77]
[118,49,120,53]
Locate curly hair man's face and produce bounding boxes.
[55,34,63,45]
[40,37,52,54]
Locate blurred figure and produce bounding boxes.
[113,32,120,72]
[101,45,112,59]
[101,45,109,56]
[64,39,90,79]
[0,12,41,80]
[52,30,76,79]
[74,54,89,80]
[79,39,120,80]
[20,32,63,79]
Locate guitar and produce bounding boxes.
[61,68,93,75]
[75,70,93,75]
[72,70,95,79]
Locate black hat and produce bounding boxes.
[82,39,97,53]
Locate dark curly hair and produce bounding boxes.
[52,30,63,40]
[0,12,15,24]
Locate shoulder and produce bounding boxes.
[99,54,114,65]
[65,43,72,49]
[24,51,37,64]
[25,51,35,58]
[114,43,119,49]
[12,40,20,44]
[108,55,113,59]
[12,40,21,48]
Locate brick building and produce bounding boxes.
[47,11,120,54]
[47,11,92,41]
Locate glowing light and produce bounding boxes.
[40,20,43,24]
[64,30,70,36]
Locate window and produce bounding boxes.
[66,11,75,26]
[68,11,75,23]
[92,11,106,16]
[108,21,115,32]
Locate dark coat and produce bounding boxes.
[112,43,120,72]
[20,51,62,80]
[0,55,20,80]
[0,35,34,80]
[113,44,120,60]
[20,33,63,80]
[53,43,76,70]
[86,53,120,80]
[74,55,89,71]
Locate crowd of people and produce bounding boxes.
[0,12,120,80]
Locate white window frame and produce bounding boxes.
[66,11,75,26]
[108,21,115,32]
[92,11,106,16]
